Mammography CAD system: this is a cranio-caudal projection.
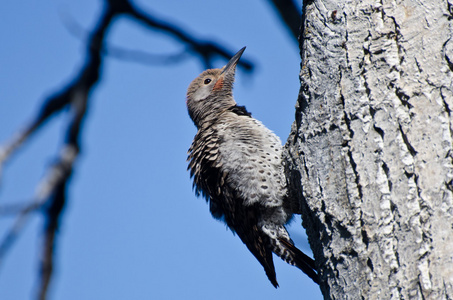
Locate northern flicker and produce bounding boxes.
[186,47,319,287]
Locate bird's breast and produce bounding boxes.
[215,117,287,208]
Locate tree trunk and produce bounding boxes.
[285,0,453,298]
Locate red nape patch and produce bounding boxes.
[213,77,224,91]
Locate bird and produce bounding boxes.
[186,47,319,287]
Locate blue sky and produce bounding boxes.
[0,1,322,299]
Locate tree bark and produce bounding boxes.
[285,0,453,299]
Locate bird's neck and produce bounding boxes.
[191,95,236,128]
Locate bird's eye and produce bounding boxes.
[204,78,212,85]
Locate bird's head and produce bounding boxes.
[186,47,246,127]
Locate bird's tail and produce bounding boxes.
[261,223,319,284]
[278,237,319,284]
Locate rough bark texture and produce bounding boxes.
[285,0,453,299]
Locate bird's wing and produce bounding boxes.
[188,125,226,219]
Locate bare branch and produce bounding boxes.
[37,173,69,300]
[122,2,254,71]
[267,0,302,43]
[33,0,115,294]
[58,3,192,66]
[58,0,254,70]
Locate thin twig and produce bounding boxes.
[104,46,192,65]
[0,203,39,266]
[0,201,38,215]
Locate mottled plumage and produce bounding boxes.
[186,47,318,287]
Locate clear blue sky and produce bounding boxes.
[0,1,322,299]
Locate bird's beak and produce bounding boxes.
[221,47,246,75]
